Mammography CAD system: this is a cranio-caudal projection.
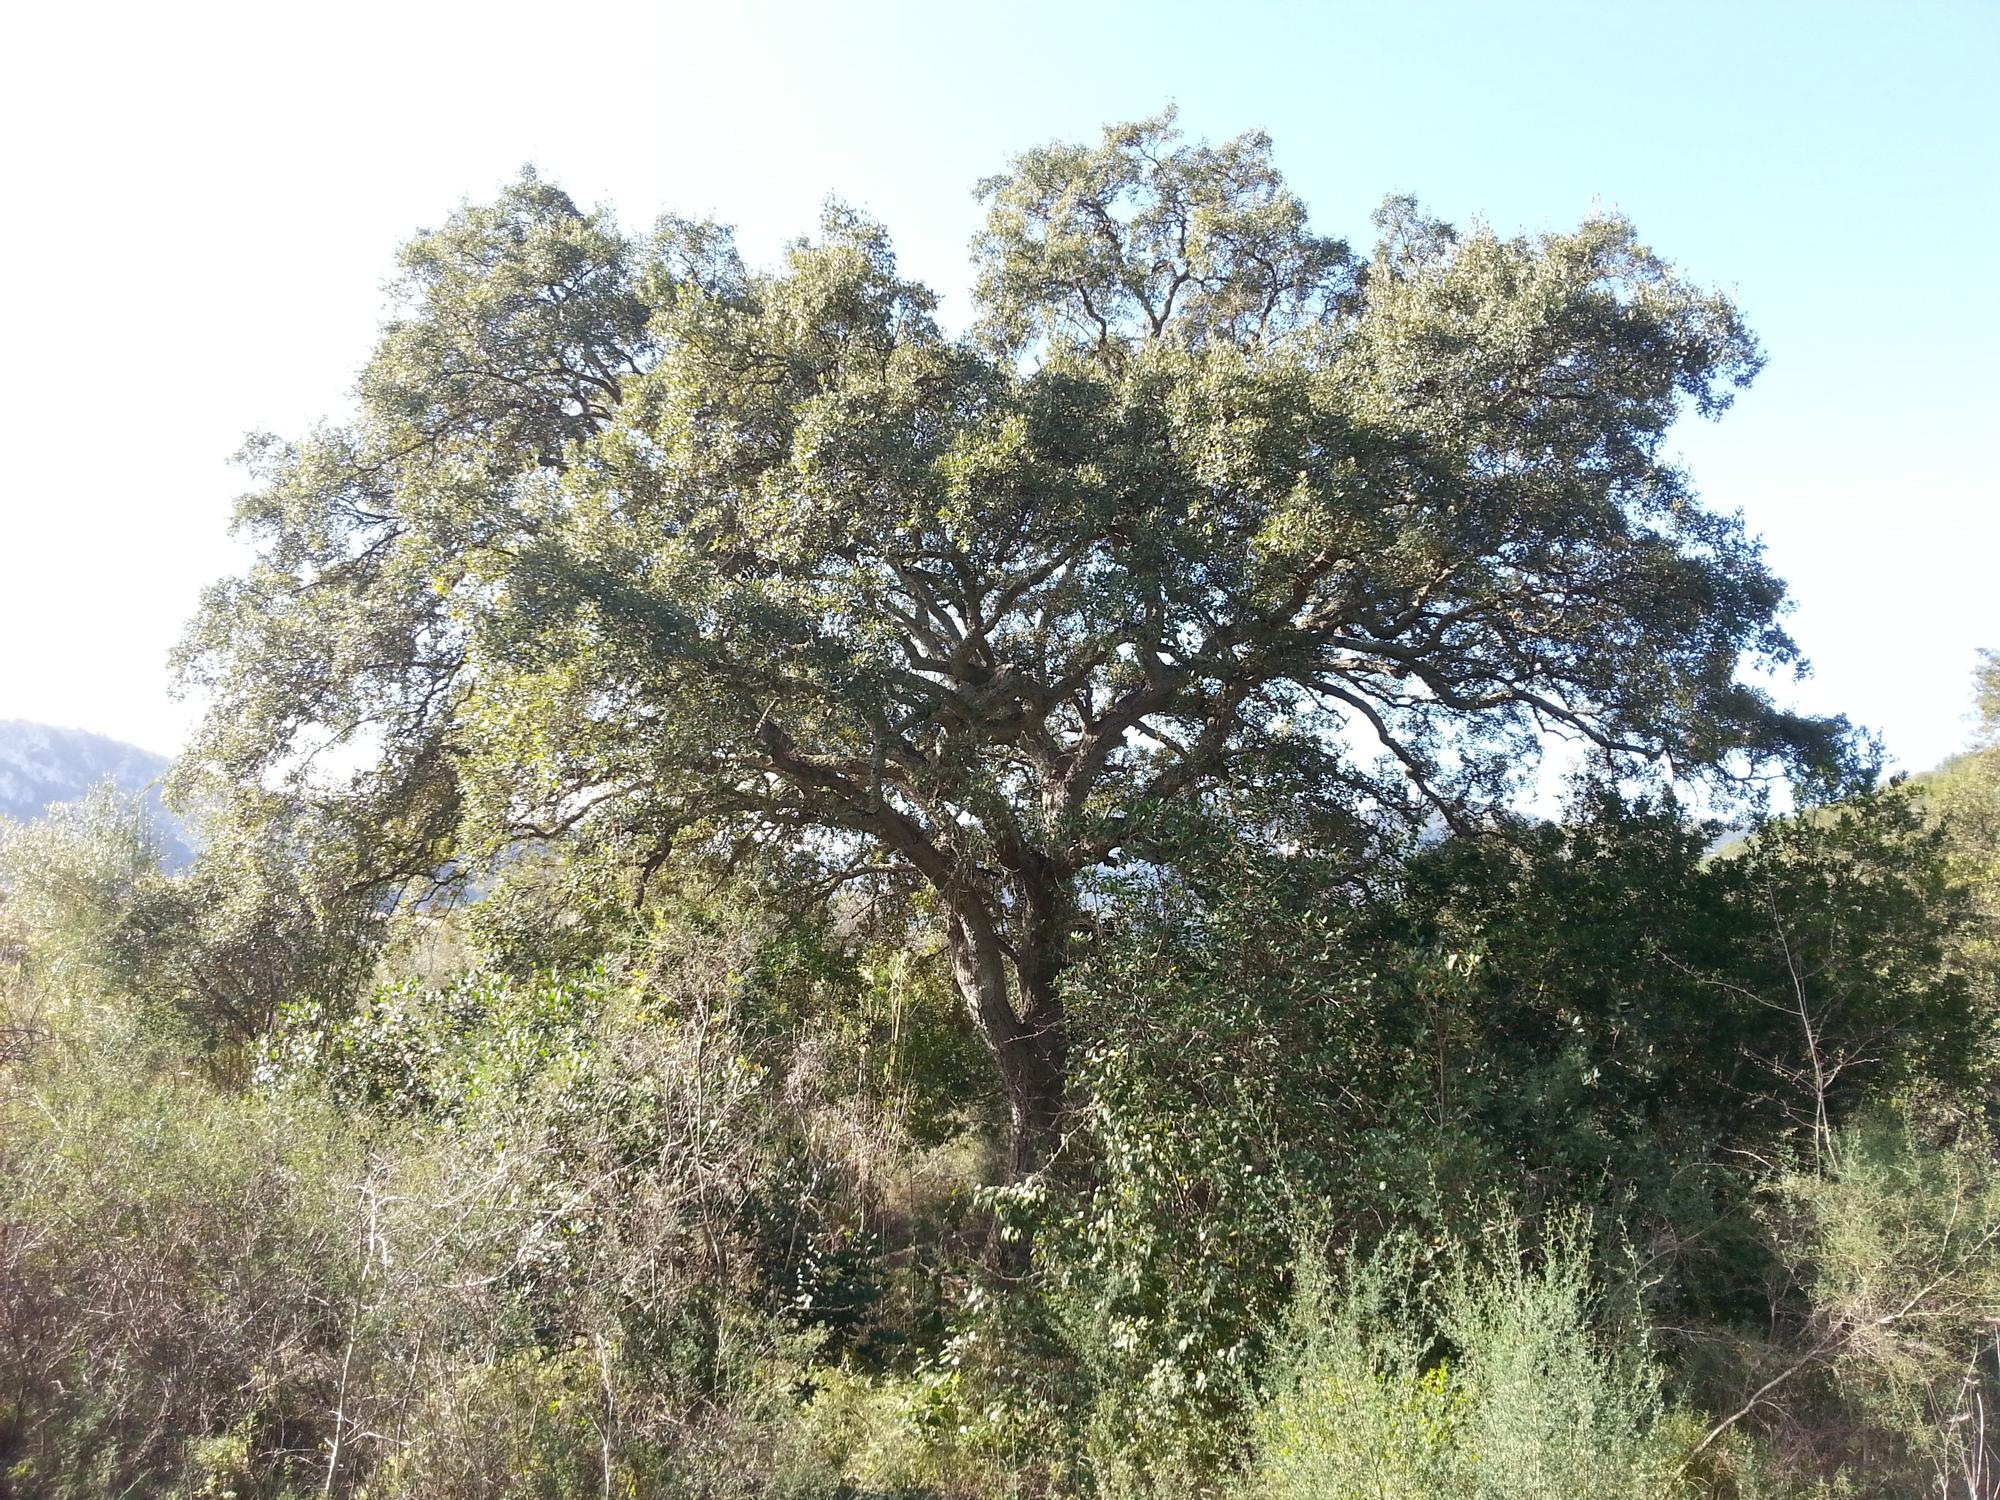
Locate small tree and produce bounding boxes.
[0,786,162,1006]
[1927,651,2000,985]
[0,786,374,1050]
[175,113,1846,1264]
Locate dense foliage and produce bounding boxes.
[170,111,1851,1228]
[2,115,1994,1499]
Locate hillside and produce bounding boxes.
[0,720,190,864]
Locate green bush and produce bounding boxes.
[801,1289,1085,1499]
[0,785,376,1059]
[1244,1224,1690,1500]
[1044,853,1503,1485]
[1732,1112,2000,1496]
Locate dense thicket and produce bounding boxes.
[2,116,1995,1499]
[6,750,1995,1496]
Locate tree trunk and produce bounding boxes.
[944,903,1068,1282]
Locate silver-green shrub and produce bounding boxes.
[1243,1224,1689,1500]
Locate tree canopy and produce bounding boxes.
[173,112,1850,1226]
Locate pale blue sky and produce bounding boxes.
[1,0,1993,773]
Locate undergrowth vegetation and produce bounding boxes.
[4,755,1999,1497]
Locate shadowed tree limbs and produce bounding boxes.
[174,116,1849,1269]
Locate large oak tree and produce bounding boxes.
[175,114,1845,1257]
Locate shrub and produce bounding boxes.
[0,786,375,1058]
[1714,1112,2000,1496]
[0,1040,370,1496]
[1243,1223,1690,1500]
[0,964,839,1498]
[1045,854,1497,1484]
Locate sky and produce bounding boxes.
[1,0,1994,775]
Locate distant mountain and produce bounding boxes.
[0,720,192,865]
